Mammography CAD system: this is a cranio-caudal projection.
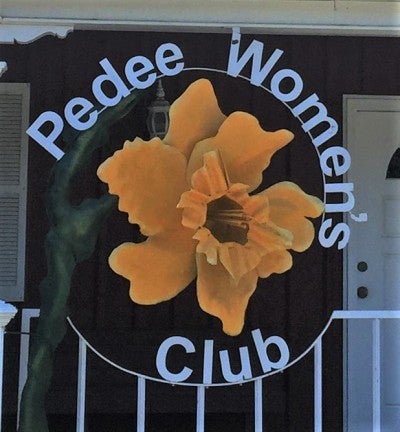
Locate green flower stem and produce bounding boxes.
[18,91,142,432]
[18,196,117,432]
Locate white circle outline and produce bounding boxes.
[66,67,329,386]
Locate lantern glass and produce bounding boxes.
[146,80,170,139]
[148,109,169,138]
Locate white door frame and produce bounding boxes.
[343,94,400,431]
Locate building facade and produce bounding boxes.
[1,1,400,431]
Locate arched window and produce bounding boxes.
[386,148,400,179]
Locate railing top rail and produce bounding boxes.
[65,310,400,388]
[332,310,400,319]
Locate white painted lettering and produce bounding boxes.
[155,43,184,76]
[92,58,130,107]
[156,336,195,382]
[320,146,351,177]
[252,330,290,373]
[270,69,303,102]
[325,182,355,213]
[219,346,253,383]
[291,93,338,147]
[203,339,214,384]
[227,31,283,87]
[26,111,65,160]
[318,219,350,250]
[125,56,157,89]
[64,97,98,131]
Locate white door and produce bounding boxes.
[345,96,400,432]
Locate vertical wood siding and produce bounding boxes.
[2,32,400,431]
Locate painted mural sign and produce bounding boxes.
[25,29,362,385]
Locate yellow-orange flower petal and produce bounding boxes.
[163,79,226,159]
[190,151,228,196]
[260,182,324,252]
[218,242,262,282]
[193,228,220,265]
[187,112,294,191]
[97,78,324,337]
[256,249,293,278]
[247,223,293,254]
[109,227,197,304]
[97,138,189,236]
[196,253,258,336]
[177,189,209,230]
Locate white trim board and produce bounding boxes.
[1,1,400,41]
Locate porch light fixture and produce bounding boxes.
[146,79,170,139]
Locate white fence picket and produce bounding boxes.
[314,337,322,432]
[0,301,18,432]
[254,378,263,432]
[0,327,4,432]
[196,385,205,432]
[137,376,146,432]
[372,318,381,432]
[4,309,400,431]
[76,339,87,432]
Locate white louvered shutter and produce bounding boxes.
[0,83,29,301]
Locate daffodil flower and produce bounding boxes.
[97,79,324,336]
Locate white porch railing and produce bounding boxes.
[2,309,400,432]
[0,301,17,432]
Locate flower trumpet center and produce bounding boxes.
[177,149,291,278]
[205,196,250,245]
